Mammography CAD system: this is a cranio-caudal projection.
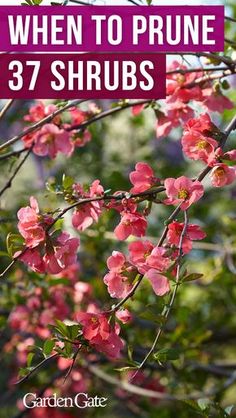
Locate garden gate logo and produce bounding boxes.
[23,392,108,409]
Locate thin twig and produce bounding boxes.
[0,148,28,162]
[86,362,236,401]
[225,16,236,23]
[0,147,32,198]
[0,99,14,122]
[63,346,81,383]
[67,100,152,131]
[132,211,189,377]
[15,353,59,385]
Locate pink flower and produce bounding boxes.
[107,251,126,272]
[104,251,132,298]
[146,246,170,271]
[18,248,45,273]
[183,113,215,136]
[224,150,236,161]
[76,312,124,358]
[202,88,234,112]
[116,309,133,324]
[181,114,219,163]
[167,221,206,254]
[72,180,104,232]
[128,240,154,273]
[114,212,147,241]
[156,104,194,138]
[145,269,170,296]
[73,130,91,148]
[69,107,88,125]
[33,124,73,159]
[8,306,29,330]
[129,162,158,193]
[24,101,58,123]
[43,233,79,275]
[17,198,79,275]
[107,194,137,214]
[164,176,204,210]
[17,197,45,248]
[210,163,236,187]
[104,271,132,299]
[54,233,80,269]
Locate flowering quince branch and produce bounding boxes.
[0,99,86,152]
[15,352,59,385]
[131,211,189,378]
[0,147,29,162]
[1,114,236,277]
[66,99,153,131]
[86,363,236,402]
[0,187,165,279]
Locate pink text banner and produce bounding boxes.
[0,6,224,53]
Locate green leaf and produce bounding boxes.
[197,398,211,411]
[6,233,24,257]
[54,320,68,337]
[182,273,203,283]
[62,174,74,190]
[43,339,55,357]
[154,348,181,363]
[64,341,73,357]
[19,367,30,377]
[32,0,43,4]
[27,352,34,367]
[67,324,80,340]
[183,400,208,416]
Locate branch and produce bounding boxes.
[0,99,14,122]
[0,147,32,198]
[15,353,59,385]
[86,362,236,401]
[225,16,236,23]
[47,186,165,231]
[0,99,86,153]
[67,99,152,131]
[0,148,28,162]
[132,211,188,377]
[0,187,165,279]
[0,65,234,159]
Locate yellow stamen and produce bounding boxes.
[178,189,189,200]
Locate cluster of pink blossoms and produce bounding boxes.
[182,113,236,187]
[72,180,104,231]
[104,245,171,299]
[132,61,233,138]
[22,102,93,159]
[16,197,79,274]
[76,311,124,358]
